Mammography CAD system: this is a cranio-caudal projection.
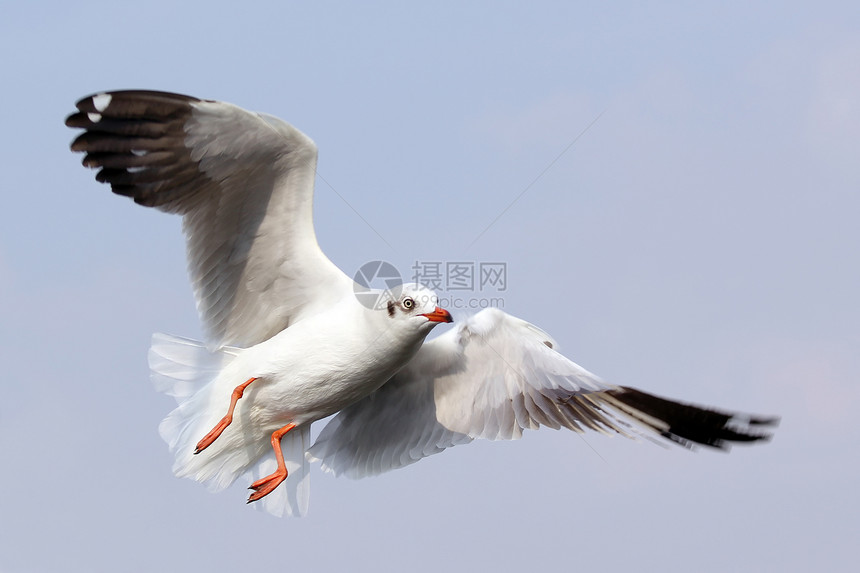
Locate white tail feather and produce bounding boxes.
[149,333,312,516]
[149,333,238,401]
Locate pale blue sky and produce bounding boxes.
[1,2,858,572]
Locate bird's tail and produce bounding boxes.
[149,333,311,517]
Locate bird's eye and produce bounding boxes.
[402,297,415,309]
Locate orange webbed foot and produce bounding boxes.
[247,469,288,503]
[193,377,257,455]
[245,422,297,504]
[194,418,230,454]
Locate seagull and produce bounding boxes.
[66,90,778,517]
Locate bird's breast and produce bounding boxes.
[235,314,422,425]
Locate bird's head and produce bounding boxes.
[384,284,453,333]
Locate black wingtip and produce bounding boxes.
[748,415,781,427]
[66,90,206,211]
[604,386,779,450]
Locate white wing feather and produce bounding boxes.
[181,103,353,347]
[308,308,630,478]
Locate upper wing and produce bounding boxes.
[67,90,353,347]
[308,308,778,478]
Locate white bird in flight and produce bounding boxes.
[67,90,777,517]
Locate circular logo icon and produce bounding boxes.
[353,260,402,310]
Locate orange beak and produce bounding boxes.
[420,306,453,323]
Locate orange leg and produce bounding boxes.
[247,422,297,504]
[194,377,258,454]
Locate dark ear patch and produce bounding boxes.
[387,300,395,317]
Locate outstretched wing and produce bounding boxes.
[67,90,353,347]
[308,308,778,478]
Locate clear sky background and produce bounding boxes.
[1,2,858,572]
